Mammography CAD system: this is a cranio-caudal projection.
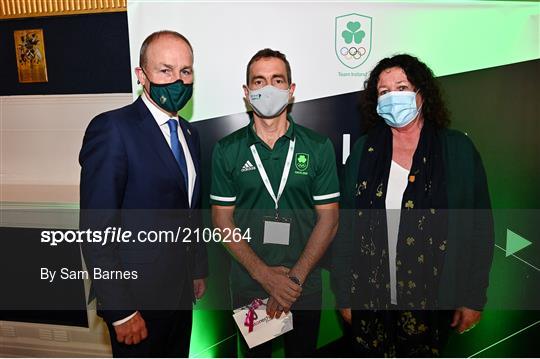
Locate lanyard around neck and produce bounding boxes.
[250,139,296,211]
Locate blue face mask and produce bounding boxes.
[376,91,421,128]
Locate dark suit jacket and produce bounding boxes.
[79,96,208,323]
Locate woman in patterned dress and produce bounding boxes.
[332,54,494,357]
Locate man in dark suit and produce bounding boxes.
[79,30,207,357]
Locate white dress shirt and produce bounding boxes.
[385,160,410,305]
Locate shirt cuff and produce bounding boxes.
[210,194,236,206]
[313,192,340,204]
[112,311,138,326]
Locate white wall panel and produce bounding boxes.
[0,94,131,202]
[127,1,539,122]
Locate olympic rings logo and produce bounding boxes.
[340,46,367,60]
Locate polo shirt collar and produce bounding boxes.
[247,113,296,146]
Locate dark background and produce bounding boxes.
[0,12,131,95]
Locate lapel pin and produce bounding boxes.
[187,129,191,136]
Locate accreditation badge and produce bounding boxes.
[262,216,291,245]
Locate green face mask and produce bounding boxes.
[143,70,193,113]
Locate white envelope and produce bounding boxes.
[233,298,294,348]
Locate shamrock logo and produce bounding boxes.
[342,21,365,44]
[335,14,372,68]
[295,153,309,171]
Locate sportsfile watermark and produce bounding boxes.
[40,227,251,246]
[1,208,538,311]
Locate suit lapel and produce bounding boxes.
[134,97,189,199]
[178,119,200,208]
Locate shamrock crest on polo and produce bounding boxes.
[294,153,309,175]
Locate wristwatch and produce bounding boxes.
[288,275,302,287]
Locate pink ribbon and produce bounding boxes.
[244,298,264,333]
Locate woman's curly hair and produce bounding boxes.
[361,54,450,132]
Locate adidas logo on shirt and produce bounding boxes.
[241,160,256,172]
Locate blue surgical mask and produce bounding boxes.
[376,91,421,128]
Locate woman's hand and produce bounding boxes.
[193,278,206,299]
[339,308,352,325]
[451,307,481,334]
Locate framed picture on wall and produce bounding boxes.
[14,29,48,83]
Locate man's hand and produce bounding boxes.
[266,296,281,318]
[339,308,352,325]
[257,266,302,309]
[451,307,481,334]
[266,296,290,319]
[193,278,206,299]
[114,312,148,345]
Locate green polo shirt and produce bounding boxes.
[210,114,339,298]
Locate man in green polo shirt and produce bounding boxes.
[211,48,339,357]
